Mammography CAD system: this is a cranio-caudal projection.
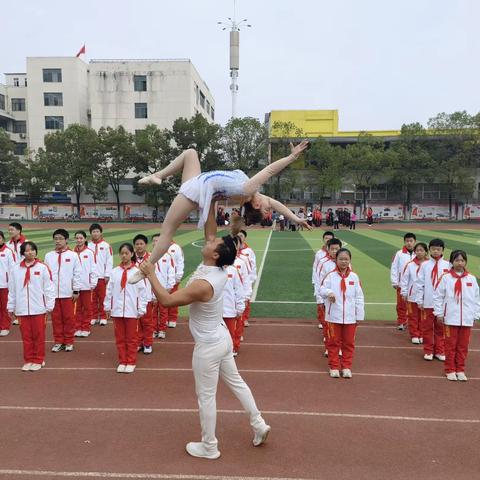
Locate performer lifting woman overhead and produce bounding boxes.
[130,141,311,283]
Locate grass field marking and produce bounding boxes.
[252,300,395,305]
[0,406,478,423]
[251,229,272,302]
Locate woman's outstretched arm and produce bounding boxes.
[242,140,309,196]
[263,195,312,230]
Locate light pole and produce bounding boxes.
[218,0,251,118]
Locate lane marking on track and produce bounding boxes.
[251,230,272,302]
[252,301,395,305]
[0,407,478,424]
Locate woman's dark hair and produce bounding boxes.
[53,228,69,240]
[74,230,87,239]
[20,241,37,256]
[119,242,136,263]
[215,235,240,268]
[450,249,467,264]
[243,202,264,226]
[89,223,103,233]
[414,242,428,252]
[133,234,148,244]
[336,247,352,259]
[327,238,343,248]
[429,238,445,249]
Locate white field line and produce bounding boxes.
[251,230,272,302]
[0,406,478,423]
[252,300,395,305]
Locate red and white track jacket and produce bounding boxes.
[312,247,327,285]
[136,252,154,302]
[7,260,55,316]
[400,258,426,302]
[74,246,98,291]
[223,263,246,318]
[88,239,113,280]
[239,244,257,287]
[319,269,365,324]
[390,247,415,288]
[44,249,82,299]
[414,257,450,308]
[8,235,27,264]
[314,257,336,303]
[234,256,251,299]
[0,244,16,289]
[433,271,480,327]
[167,242,185,285]
[154,253,176,295]
[104,265,148,318]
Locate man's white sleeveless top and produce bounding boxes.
[187,263,228,343]
[179,170,250,228]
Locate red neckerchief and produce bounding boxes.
[21,259,39,286]
[135,251,150,266]
[0,244,6,253]
[402,246,413,255]
[120,262,135,290]
[450,269,469,303]
[74,245,87,254]
[92,238,103,256]
[322,246,327,252]
[336,267,352,302]
[430,256,443,286]
[12,234,26,248]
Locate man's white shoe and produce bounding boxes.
[64,344,74,352]
[12,318,19,325]
[117,364,127,373]
[318,323,323,329]
[143,346,153,354]
[419,338,424,344]
[0,329,10,336]
[51,343,63,352]
[253,425,271,447]
[244,320,250,327]
[29,363,43,371]
[411,337,420,344]
[446,372,457,381]
[342,369,353,378]
[167,321,176,328]
[456,372,468,381]
[185,442,221,459]
[128,270,145,284]
[233,351,238,357]
[423,354,433,361]
[21,363,32,371]
[74,330,82,337]
[81,331,90,337]
[329,369,340,378]
[124,365,136,373]
[397,324,406,331]
[99,319,107,326]
[434,354,446,361]
[90,319,97,326]
[158,331,166,339]
[324,350,328,357]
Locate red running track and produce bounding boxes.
[0,318,479,480]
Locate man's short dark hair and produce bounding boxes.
[53,229,69,240]
[89,223,103,233]
[327,238,342,248]
[240,229,247,238]
[404,233,416,241]
[152,233,160,240]
[215,236,239,268]
[133,234,148,244]
[323,231,334,239]
[9,222,22,232]
[429,238,445,249]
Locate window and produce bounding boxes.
[199,91,205,108]
[206,100,211,115]
[134,103,148,119]
[0,94,5,110]
[210,107,215,120]
[45,116,64,130]
[134,75,147,91]
[14,121,27,134]
[24,78,28,87]
[44,92,63,106]
[43,68,62,82]
[11,98,26,111]
[14,143,27,155]
[14,78,19,87]
[194,83,199,105]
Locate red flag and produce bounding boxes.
[76,44,86,57]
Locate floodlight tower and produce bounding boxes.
[218,0,251,118]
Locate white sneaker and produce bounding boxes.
[324,350,328,357]
[21,363,32,371]
[423,354,433,361]
[51,343,64,352]
[158,331,166,339]
[434,354,446,361]
[318,323,323,329]
[167,321,176,328]
[411,337,420,344]
[456,372,468,381]
[117,364,127,373]
[233,351,238,357]
[81,331,90,337]
[128,269,145,284]
[153,331,158,339]
[64,344,74,352]
[124,365,136,373]
[0,329,10,336]
[29,363,44,371]
[341,369,353,378]
[329,369,340,378]
[397,323,406,331]
[74,330,82,337]
[99,319,107,326]
[90,319,97,326]
[244,320,250,327]
[446,372,457,381]
[185,442,221,459]
[339,349,343,357]
[253,424,271,447]
[240,335,244,341]
[143,346,153,354]
[12,318,19,325]
[419,338,424,344]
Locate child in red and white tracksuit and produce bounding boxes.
[238,231,257,327]
[312,232,335,314]
[74,231,98,338]
[320,248,364,378]
[165,240,184,328]
[104,243,148,373]
[400,242,428,344]
[44,229,82,352]
[0,232,16,336]
[7,223,27,264]
[223,262,247,356]
[7,241,55,371]
[414,238,450,361]
[88,224,113,326]
[232,255,250,345]
[433,250,480,381]
[390,233,416,330]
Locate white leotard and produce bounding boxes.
[179,169,250,228]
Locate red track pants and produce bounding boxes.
[243,300,251,322]
[0,288,9,330]
[138,302,154,347]
[19,314,46,364]
[407,302,422,339]
[444,325,471,374]
[327,322,357,370]
[396,288,407,327]
[152,301,169,332]
[113,317,139,365]
[52,298,75,345]
[421,308,445,356]
[224,316,242,352]
[92,278,107,321]
[75,290,93,332]
[167,283,179,324]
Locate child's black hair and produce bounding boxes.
[404,232,416,241]
[52,229,69,240]
[336,247,352,259]
[20,241,37,256]
[327,238,343,248]
[89,223,103,234]
[450,250,467,264]
[8,222,22,232]
[323,231,334,239]
[119,242,136,264]
[428,238,445,249]
[74,230,87,239]
[133,234,148,245]
[414,242,428,252]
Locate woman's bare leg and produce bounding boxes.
[138,149,201,185]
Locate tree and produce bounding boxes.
[44,124,102,216]
[220,117,268,171]
[0,129,18,192]
[98,126,137,219]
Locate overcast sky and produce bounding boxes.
[2,0,479,130]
